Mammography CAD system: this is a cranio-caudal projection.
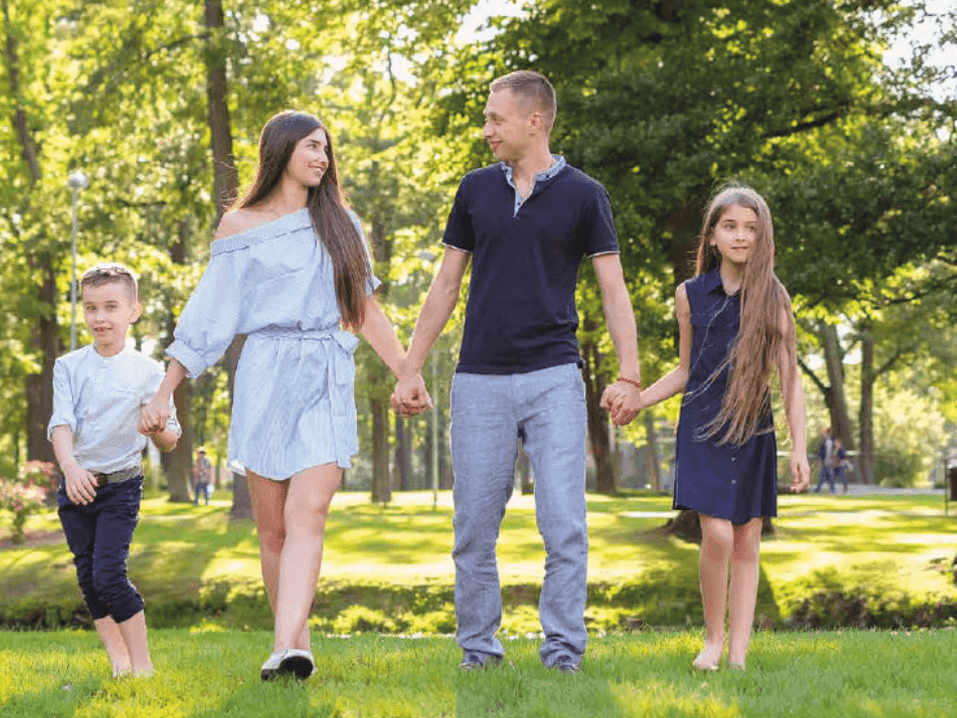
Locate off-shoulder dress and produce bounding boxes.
[167,208,379,480]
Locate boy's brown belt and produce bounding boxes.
[92,466,142,487]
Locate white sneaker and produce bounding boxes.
[278,648,315,680]
[260,651,284,681]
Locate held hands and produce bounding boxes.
[790,452,811,493]
[390,372,434,418]
[63,461,98,505]
[138,395,171,436]
[600,380,642,426]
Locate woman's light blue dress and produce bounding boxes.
[673,268,777,524]
[167,208,379,480]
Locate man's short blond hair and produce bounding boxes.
[81,263,138,302]
[490,70,557,134]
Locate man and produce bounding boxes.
[193,447,212,505]
[392,70,641,674]
[814,427,835,494]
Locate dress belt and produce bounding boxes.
[249,326,360,467]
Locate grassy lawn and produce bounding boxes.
[1,628,955,717]
[1,491,956,632]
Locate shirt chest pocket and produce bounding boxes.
[77,372,146,421]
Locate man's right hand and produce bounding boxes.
[391,373,434,418]
[63,462,98,505]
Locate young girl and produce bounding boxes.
[639,185,810,670]
[140,110,428,680]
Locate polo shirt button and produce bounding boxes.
[731,456,736,462]
[731,480,736,484]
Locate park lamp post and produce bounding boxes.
[68,169,88,352]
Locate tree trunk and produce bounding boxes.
[367,162,393,503]
[25,258,58,464]
[5,1,57,463]
[204,0,239,217]
[857,321,875,485]
[371,396,391,503]
[394,415,411,491]
[203,0,248,518]
[518,441,533,494]
[166,380,193,501]
[664,510,774,541]
[160,220,195,501]
[819,323,855,453]
[581,334,615,494]
[643,408,661,490]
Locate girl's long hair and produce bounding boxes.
[694,185,797,446]
[236,110,372,327]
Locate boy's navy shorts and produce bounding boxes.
[57,475,144,623]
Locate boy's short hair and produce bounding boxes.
[490,70,557,133]
[81,263,138,302]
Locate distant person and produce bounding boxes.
[391,70,641,674]
[193,447,213,505]
[831,437,850,494]
[814,427,836,493]
[139,111,425,681]
[48,263,181,678]
[639,185,810,671]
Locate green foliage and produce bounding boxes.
[0,461,55,544]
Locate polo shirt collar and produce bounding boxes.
[500,154,566,183]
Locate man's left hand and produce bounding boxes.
[600,382,641,426]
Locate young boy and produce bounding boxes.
[48,263,180,678]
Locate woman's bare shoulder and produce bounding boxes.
[213,207,277,241]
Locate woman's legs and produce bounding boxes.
[271,464,341,652]
[248,472,305,650]
[727,517,763,666]
[697,514,733,666]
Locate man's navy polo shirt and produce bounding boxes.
[443,158,619,374]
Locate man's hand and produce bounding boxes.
[599,381,642,426]
[391,373,434,418]
[63,462,98,505]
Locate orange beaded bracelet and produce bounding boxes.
[617,376,642,390]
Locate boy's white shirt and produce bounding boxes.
[48,344,180,474]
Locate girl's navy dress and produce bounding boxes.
[673,268,777,524]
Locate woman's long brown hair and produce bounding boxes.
[694,185,797,446]
[236,110,372,327]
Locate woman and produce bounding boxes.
[141,110,429,679]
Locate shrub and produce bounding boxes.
[0,461,56,544]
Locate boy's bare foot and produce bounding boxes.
[132,665,154,678]
[112,666,131,679]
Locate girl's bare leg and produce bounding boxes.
[727,517,763,667]
[697,514,733,667]
[272,464,341,652]
[248,472,307,650]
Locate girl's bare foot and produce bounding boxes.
[691,640,724,671]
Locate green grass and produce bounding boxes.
[1,628,955,717]
[2,491,956,631]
